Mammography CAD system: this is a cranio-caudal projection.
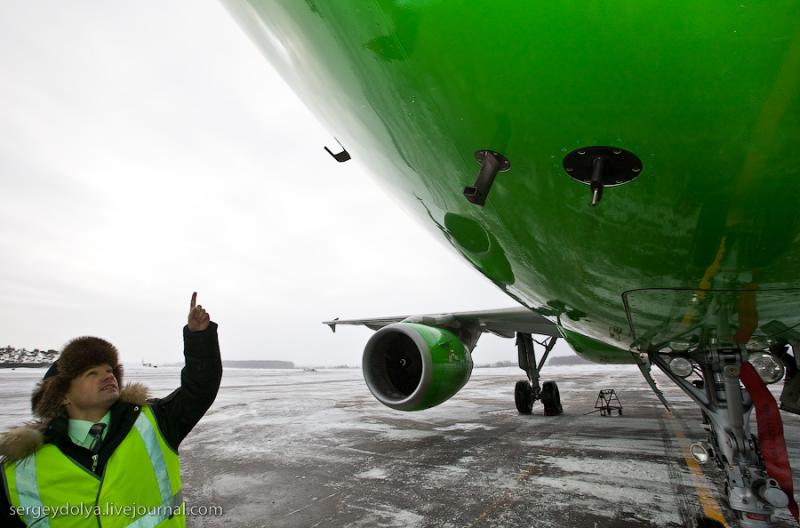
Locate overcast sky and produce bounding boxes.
[0,1,571,367]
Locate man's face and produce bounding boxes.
[63,363,120,412]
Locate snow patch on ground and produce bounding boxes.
[355,468,388,480]
[525,430,667,456]
[538,454,673,486]
[347,504,425,528]
[209,474,268,498]
[528,475,679,526]
[434,422,495,432]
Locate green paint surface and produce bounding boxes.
[559,328,635,365]
[403,323,472,410]
[226,1,800,357]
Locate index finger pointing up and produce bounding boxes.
[191,292,197,310]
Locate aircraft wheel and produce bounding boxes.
[541,381,563,416]
[514,380,533,414]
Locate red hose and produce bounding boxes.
[740,361,799,522]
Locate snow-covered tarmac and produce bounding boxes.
[1,365,798,527]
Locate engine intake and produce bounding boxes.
[362,323,472,411]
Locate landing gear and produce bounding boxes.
[515,333,562,416]
[515,380,533,414]
[541,380,563,416]
[650,346,793,526]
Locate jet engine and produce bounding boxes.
[362,322,473,411]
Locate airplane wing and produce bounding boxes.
[323,307,560,338]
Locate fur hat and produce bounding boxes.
[30,336,124,421]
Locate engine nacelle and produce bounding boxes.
[362,322,473,411]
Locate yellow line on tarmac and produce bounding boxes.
[664,413,728,526]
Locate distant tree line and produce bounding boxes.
[0,346,58,368]
[475,355,590,368]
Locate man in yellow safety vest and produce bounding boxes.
[0,292,222,527]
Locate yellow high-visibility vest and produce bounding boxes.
[3,405,184,527]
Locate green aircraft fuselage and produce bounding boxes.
[223,1,800,362]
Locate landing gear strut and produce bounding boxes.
[515,333,562,416]
[650,346,792,527]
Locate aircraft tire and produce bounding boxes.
[541,381,563,416]
[514,380,533,414]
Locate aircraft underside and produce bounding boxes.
[221,1,800,525]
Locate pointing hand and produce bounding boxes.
[188,292,210,332]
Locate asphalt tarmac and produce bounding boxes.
[179,365,800,528]
[1,365,798,527]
